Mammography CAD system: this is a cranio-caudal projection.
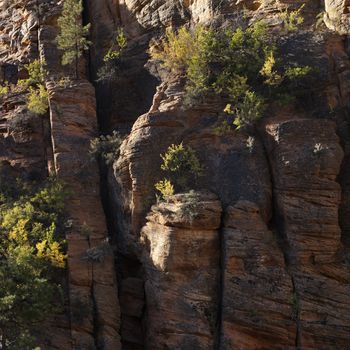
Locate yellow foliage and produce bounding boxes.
[8,219,29,242]
[155,179,174,199]
[27,84,49,115]
[260,51,283,86]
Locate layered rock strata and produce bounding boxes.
[263,117,350,349]
[141,193,222,349]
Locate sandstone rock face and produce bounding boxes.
[263,117,350,348]
[141,193,222,349]
[263,118,344,265]
[221,201,296,349]
[2,0,350,349]
[47,81,121,349]
[111,84,272,348]
[0,0,38,63]
[325,0,350,34]
[0,0,122,348]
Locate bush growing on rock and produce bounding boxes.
[18,59,49,116]
[0,176,68,348]
[89,131,123,165]
[18,59,47,89]
[150,14,311,130]
[97,28,128,83]
[155,143,202,199]
[27,84,49,115]
[0,84,9,97]
[279,4,305,32]
[155,179,174,200]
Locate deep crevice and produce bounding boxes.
[81,2,104,348]
[257,129,300,349]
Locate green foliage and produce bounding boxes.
[150,26,208,74]
[97,28,127,83]
[227,91,265,130]
[0,176,67,348]
[155,179,174,200]
[27,84,49,115]
[18,59,48,89]
[285,65,312,81]
[280,4,305,32]
[16,59,49,115]
[103,28,127,62]
[214,119,234,136]
[151,20,311,130]
[259,51,283,86]
[155,143,202,198]
[56,76,73,88]
[89,131,123,165]
[0,84,9,97]
[315,11,326,29]
[57,0,91,77]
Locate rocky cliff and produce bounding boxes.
[1,0,350,349]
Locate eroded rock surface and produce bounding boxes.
[1,0,350,349]
[141,192,222,349]
[263,117,350,349]
[221,201,296,349]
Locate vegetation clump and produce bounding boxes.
[17,59,49,116]
[155,143,202,200]
[150,11,311,130]
[97,28,128,83]
[0,84,9,97]
[280,4,305,32]
[89,131,123,165]
[27,85,49,115]
[18,60,48,90]
[57,0,91,78]
[0,175,68,349]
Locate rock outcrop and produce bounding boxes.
[1,0,350,349]
[221,201,296,349]
[263,117,350,349]
[141,192,222,349]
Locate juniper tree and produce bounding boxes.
[57,0,91,79]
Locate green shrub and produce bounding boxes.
[27,84,49,115]
[103,28,127,62]
[155,143,202,199]
[17,59,50,115]
[0,176,67,348]
[56,76,73,88]
[0,84,9,97]
[227,91,265,130]
[151,18,311,130]
[280,4,305,32]
[89,131,123,165]
[155,178,174,200]
[97,28,127,82]
[18,59,47,89]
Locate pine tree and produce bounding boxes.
[57,0,91,79]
